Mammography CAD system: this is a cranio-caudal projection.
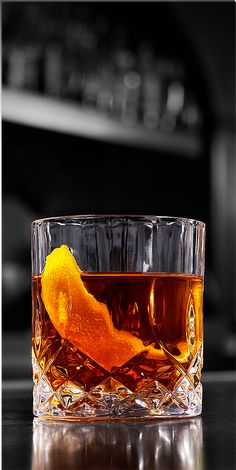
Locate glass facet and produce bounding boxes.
[31,215,205,419]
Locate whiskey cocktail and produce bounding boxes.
[32,215,205,419]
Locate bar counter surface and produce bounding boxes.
[2,371,236,470]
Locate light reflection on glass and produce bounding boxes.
[32,417,203,470]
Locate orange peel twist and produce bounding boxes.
[41,245,147,370]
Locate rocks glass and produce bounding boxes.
[32,215,205,419]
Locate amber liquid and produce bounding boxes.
[32,273,203,394]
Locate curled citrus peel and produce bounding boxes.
[41,245,151,371]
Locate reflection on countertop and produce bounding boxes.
[32,417,203,470]
[3,373,236,470]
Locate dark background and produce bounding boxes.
[2,2,235,375]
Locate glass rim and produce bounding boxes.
[31,214,206,228]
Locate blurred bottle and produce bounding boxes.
[7,43,41,91]
[95,15,114,115]
[97,59,114,115]
[44,44,63,96]
[7,45,28,89]
[63,21,86,101]
[181,93,203,132]
[112,48,140,126]
[24,45,41,91]
[158,60,184,133]
[63,56,84,101]
[123,69,141,126]
[80,23,99,108]
[82,59,99,108]
[139,43,162,130]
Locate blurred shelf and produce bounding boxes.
[2,87,202,157]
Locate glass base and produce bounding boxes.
[33,339,203,420]
[33,377,202,420]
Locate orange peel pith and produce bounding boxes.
[41,245,147,370]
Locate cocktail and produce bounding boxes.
[32,215,205,419]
